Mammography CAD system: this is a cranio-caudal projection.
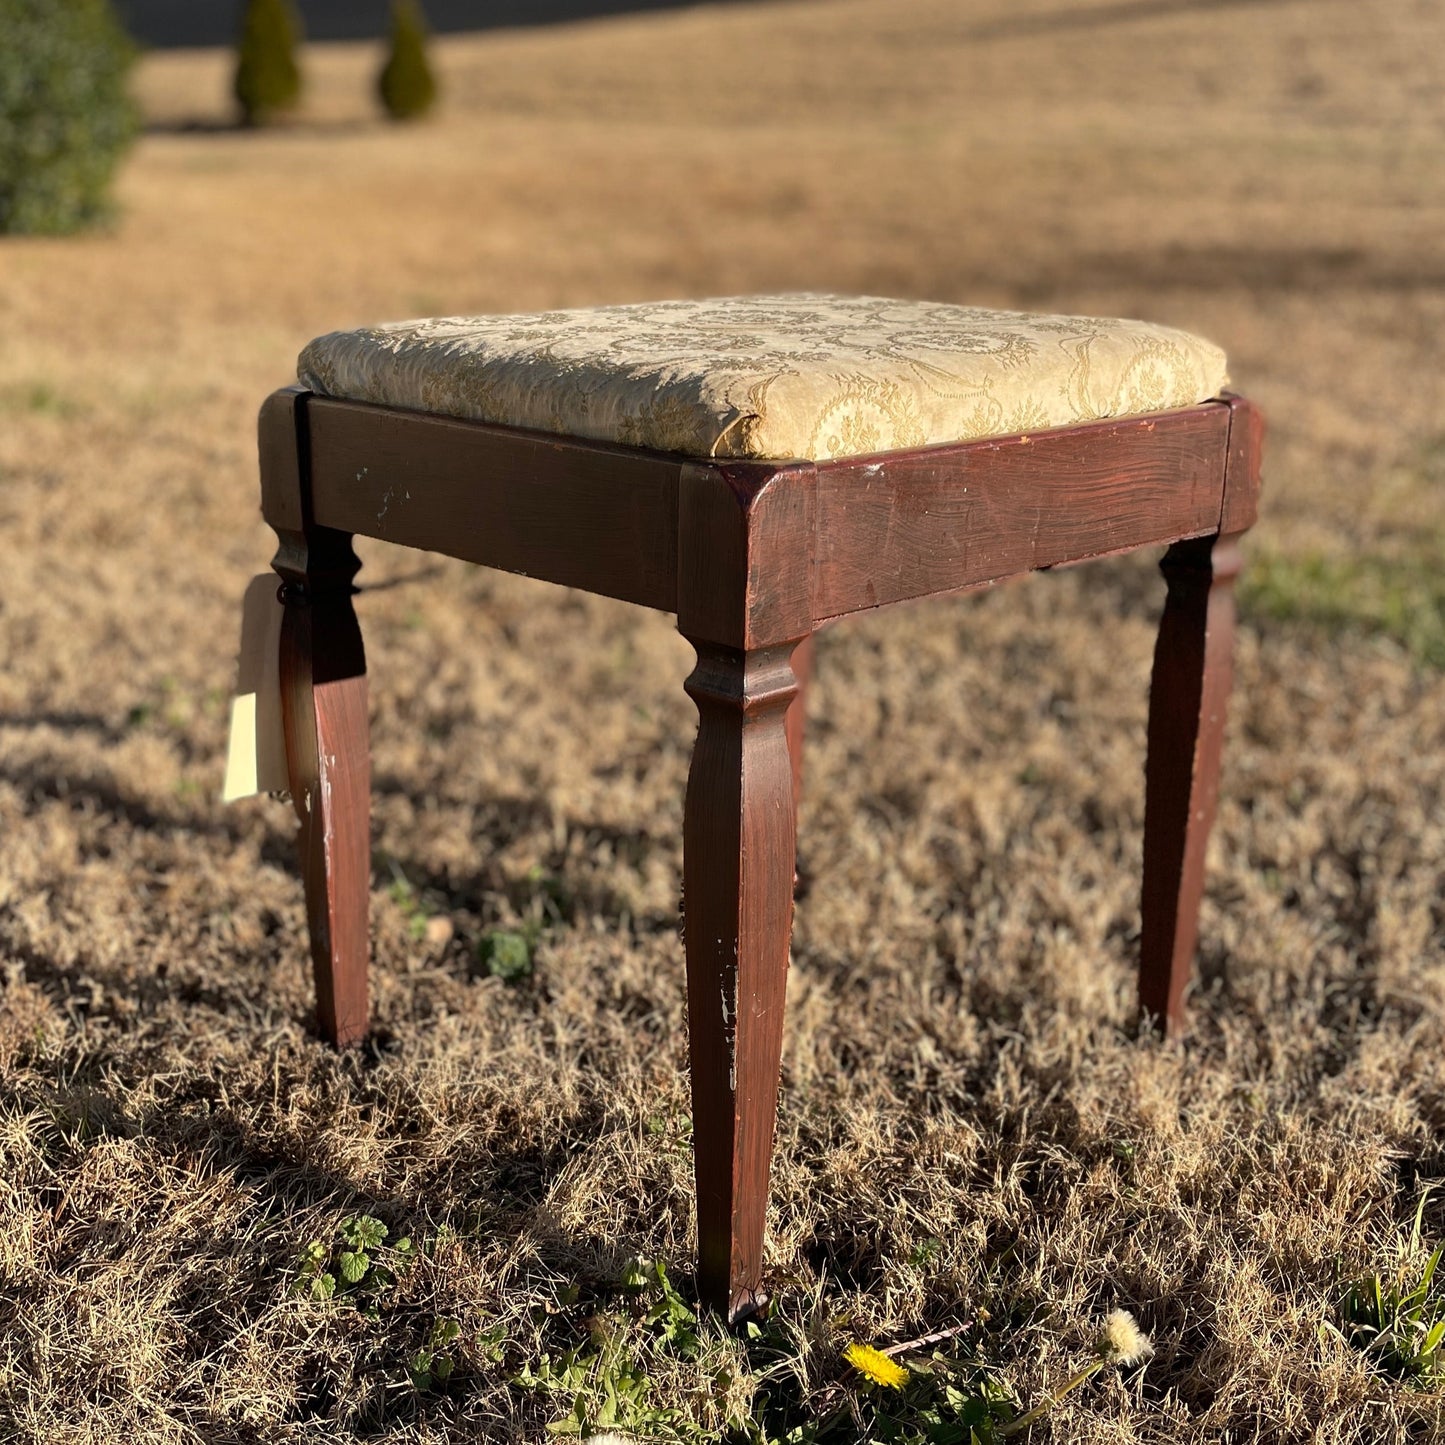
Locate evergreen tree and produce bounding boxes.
[0,0,139,235]
[234,0,304,127]
[378,0,438,122]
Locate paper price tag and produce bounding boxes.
[222,574,290,802]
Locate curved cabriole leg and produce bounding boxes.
[683,639,799,1322]
[275,526,371,1048]
[1139,530,1244,1032]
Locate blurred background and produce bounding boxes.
[3,1,1445,1441]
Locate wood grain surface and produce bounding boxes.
[262,392,372,1048]
[681,640,799,1321]
[810,404,1230,622]
[1139,530,1243,1031]
[306,398,683,612]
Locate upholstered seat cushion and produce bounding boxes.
[298,294,1228,463]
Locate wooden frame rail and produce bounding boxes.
[267,392,1259,631]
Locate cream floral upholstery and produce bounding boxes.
[298,294,1228,463]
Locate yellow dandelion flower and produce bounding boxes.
[843,1341,910,1389]
[1096,1310,1153,1366]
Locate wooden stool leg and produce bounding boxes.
[682,639,799,1321]
[785,633,814,815]
[275,526,371,1047]
[1140,530,1243,1032]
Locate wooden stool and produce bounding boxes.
[256,294,1262,1321]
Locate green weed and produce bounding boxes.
[524,862,574,924]
[292,1213,414,1307]
[834,1360,1017,1445]
[409,1316,462,1392]
[511,1259,723,1439]
[388,859,565,968]
[479,928,534,980]
[506,1257,1151,1444]
[645,1107,693,1157]
[1339,1193,1445,1384]
[477,864,576,978]
[806,1309,1148,1443]
[387,871,437,942]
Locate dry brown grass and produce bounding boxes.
[3,0,1445,1438]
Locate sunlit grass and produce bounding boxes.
[1241,437,1445,667]
[1241,542,1445,669]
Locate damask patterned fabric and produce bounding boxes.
[298,294,1228,462]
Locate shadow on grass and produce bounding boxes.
[0,708,136,745]
[374,789,677,936]
[1007,245,1445,302]
[7,1033,650,1435]
[954,0,1304,41]
[0,745,298,860]
[0,745,675,1030]
[141,114,386,136]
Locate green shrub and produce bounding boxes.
[0,0,138,235]
[234,0,304,127]
[378,0,439,122]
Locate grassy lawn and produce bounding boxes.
[3,0,1445,1439]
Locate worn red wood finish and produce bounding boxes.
[811,406,1230,620]
[1140,393,1263,1030]
[261,389,372,1048]
[1139,530,1243,1030]
[786,634,815,816]
[256,387,1262,1320]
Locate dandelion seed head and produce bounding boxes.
[1097,1309,1153,1366]
[844,1341,910,1389]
